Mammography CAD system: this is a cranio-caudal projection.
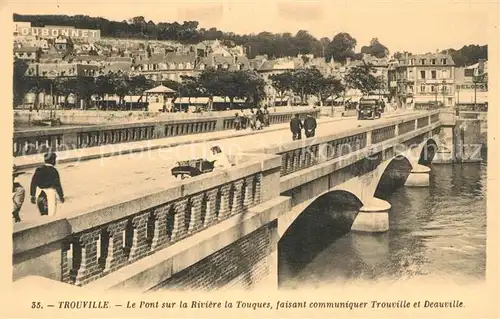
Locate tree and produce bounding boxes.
[290,67,323,104]
[26,77,52,107]
[269,72,294,101]
[325,32,357,63]
[53,77,79,106]
[198,69,265,108]
[441,45,487,67]
[13,59,29,107]
[361,38,389,58]
[344,62,379,95]
[315,76,344,106]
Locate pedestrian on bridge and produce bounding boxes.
[304,113,317,138]
[12,165,25,223]
[30,152,65,216]
[290,114,303,140]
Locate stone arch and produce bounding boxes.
[278,190,362,239]
[418,138,438,165]
[278,190,362,283]
[374,155,413,199]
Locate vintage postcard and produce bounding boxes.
[1,0,498,318]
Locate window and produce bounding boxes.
[408,70,414,79]
[464,69,474,77]
[442,85,448,92]
[420,59,425,65]
[410,59,415,65]
[199,63,205,70]
[441,58,447,65]
[442,70,448,79]
[431,71,436,79]
[431,59,436,65]
[420,71,426,79]
[420,84,425,92]
[431,85,436,92]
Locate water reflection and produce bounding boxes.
[279,162,487,288]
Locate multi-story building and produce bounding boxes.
[131,52,251,83]
[389,53,455,108]
[454,59,488,108]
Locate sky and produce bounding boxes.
[4,0,497,54]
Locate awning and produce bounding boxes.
[144,85,176,94]
[174,97,210,104]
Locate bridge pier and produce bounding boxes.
[404,164,431,187]
[351,198,391,233]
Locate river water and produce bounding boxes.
[278,158,487,288]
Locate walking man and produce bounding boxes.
[30,152,65,216]
[13,165,25,223]
[303,113,317,138]
[289,114,303,140]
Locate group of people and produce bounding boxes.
[12,152,65,223]
[233,106,271,131]
[289,113,317,140]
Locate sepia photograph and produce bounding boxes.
[4,0,498,317]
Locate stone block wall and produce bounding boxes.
[149,220,278,291]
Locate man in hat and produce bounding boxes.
[303,113,317,138]
[30,152,65,216]
[12,165,25,223]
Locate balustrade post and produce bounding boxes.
[73,230,101,285]
[254,174,262,205]
[104,220,127,272]
[61,241,72,284]
[231,180,245,215]
[292,149,301,171]
[129,212,151,260]
[171,199,187,241]
[204,189,219,226]
[151,204,171,250]
[188,194,204,233]
[219,185,231,219]
[243,176,255,208]
[285,153,293,174]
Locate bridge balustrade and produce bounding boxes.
[398,121,416,136]
[252,111,441,178]
[13,153,282,287]
[13,109,319,157]
[430,113,440,123]
[77,126,156,148]
[417,116,430,128]
[13,134,63,156]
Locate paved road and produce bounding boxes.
[14,111,422,224]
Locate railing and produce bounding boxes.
[372,125,396,144]
[417,116,429,128]
[398,120,416,135]
[13,109,320,157]
[248,111,441,178]
[430,113,440,123]
[13,153,281,286]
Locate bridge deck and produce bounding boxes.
[14,111,421,224]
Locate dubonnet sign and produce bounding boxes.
[17,26,101,40]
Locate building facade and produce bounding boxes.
[389,53,455,108]
[454,59,488,107]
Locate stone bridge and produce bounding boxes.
[13,110,481,292]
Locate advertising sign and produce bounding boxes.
[17,26,101,40]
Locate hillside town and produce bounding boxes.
[13,20,488,113]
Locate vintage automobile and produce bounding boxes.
[171,159,216,179]
[357,98,383,120]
